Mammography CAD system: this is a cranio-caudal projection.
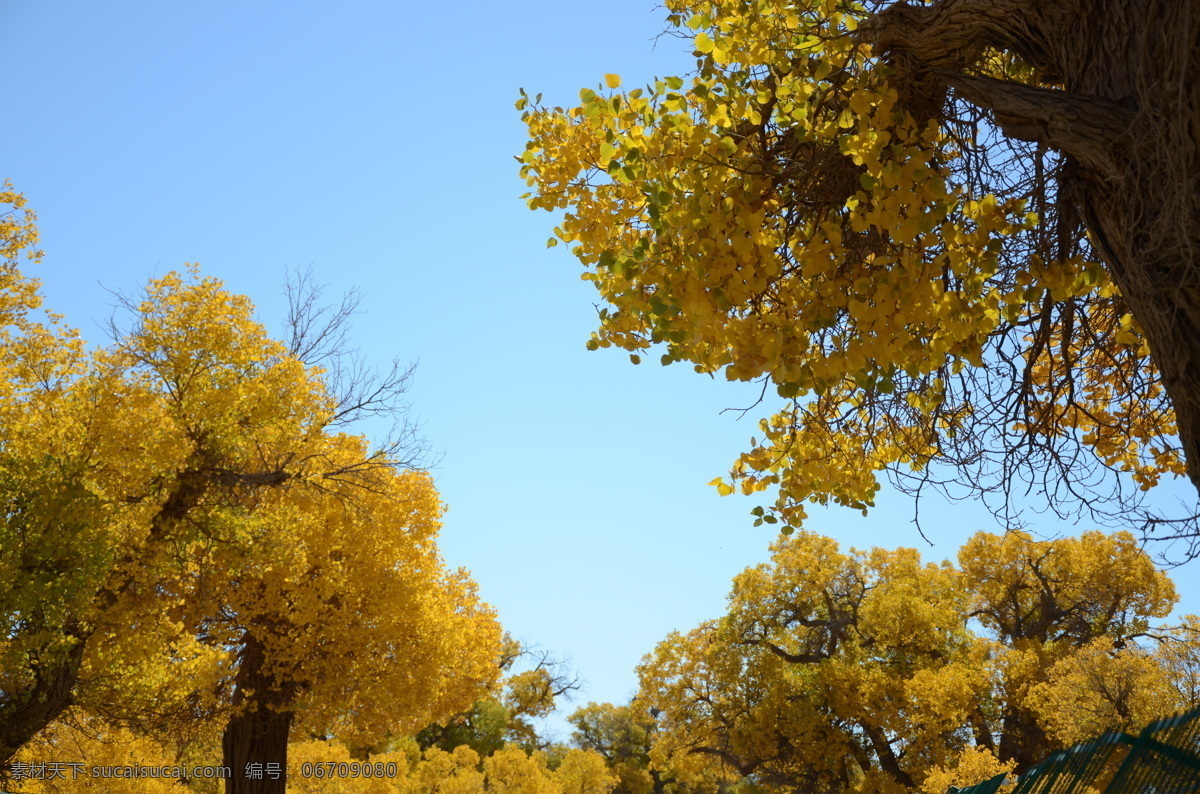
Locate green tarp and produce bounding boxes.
[949,706,1200,794]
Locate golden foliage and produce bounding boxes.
[1026,638,1176,746]
[287,740,408,794]
[518,0,1184,530]
[410,745,487,794]
[554,749,618,794]
[99,270,501,747]
[401,743,569,794]
[919,746,1014,794]
[1154,614,1200,709]
[11,716,190,794]
[483,745,559,794]
[636,529,1196,791]
[0,183,502,765]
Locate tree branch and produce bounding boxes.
[738,637,829,665]
[937,71,1135,176]
[863,0,1070,75]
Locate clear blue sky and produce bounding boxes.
[7,0,1200,743]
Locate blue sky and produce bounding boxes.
[7,0,1200,742]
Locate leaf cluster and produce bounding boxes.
[518,0,1192,539]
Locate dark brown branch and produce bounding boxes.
[937,71,1135,176]
[738,637,830,665]
[688,745,762,778]
[864,0,1069,75]
[858,720,915,788]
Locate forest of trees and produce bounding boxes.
[6,0,1200,791]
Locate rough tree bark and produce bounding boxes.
[221,632,298,794]
[868,0,1200,499]
[0,624,88,764]
[996,701,1052,772]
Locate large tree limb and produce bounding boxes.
[858,720,915,788]
[865,1,1133,177]
[868,0,1200,503]
[0,626,87,764]
[738,637,830,665]
[937,71,1136,176]
[688,745,762,778]
[863,0,1073,75]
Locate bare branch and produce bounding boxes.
[281,268,433,470]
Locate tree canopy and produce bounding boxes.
[0,186,502,792]
[518,0,1200,549]
[636,529,1198,793]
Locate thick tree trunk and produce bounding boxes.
[1059,3,1200,500]
[870,0,1200,497]
[0,626,87,763]
[858,721,916,788]
[997,704,1051,772]
[221,633,297,794]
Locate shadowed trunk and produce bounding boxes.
[222,632,298,794]
[0,624,87,764]
[997,703,1052,772]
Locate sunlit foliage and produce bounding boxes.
[0,185,502,779]
[636,529,1192,792]
[518,0,1191,536]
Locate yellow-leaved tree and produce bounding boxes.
[104,272,502,790]
[418,635,582,759]
[0,181,126,762]
[0,185,502,793]
[518,0,1200,550]
[636,529,1191,793]
[566,702,666,794]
